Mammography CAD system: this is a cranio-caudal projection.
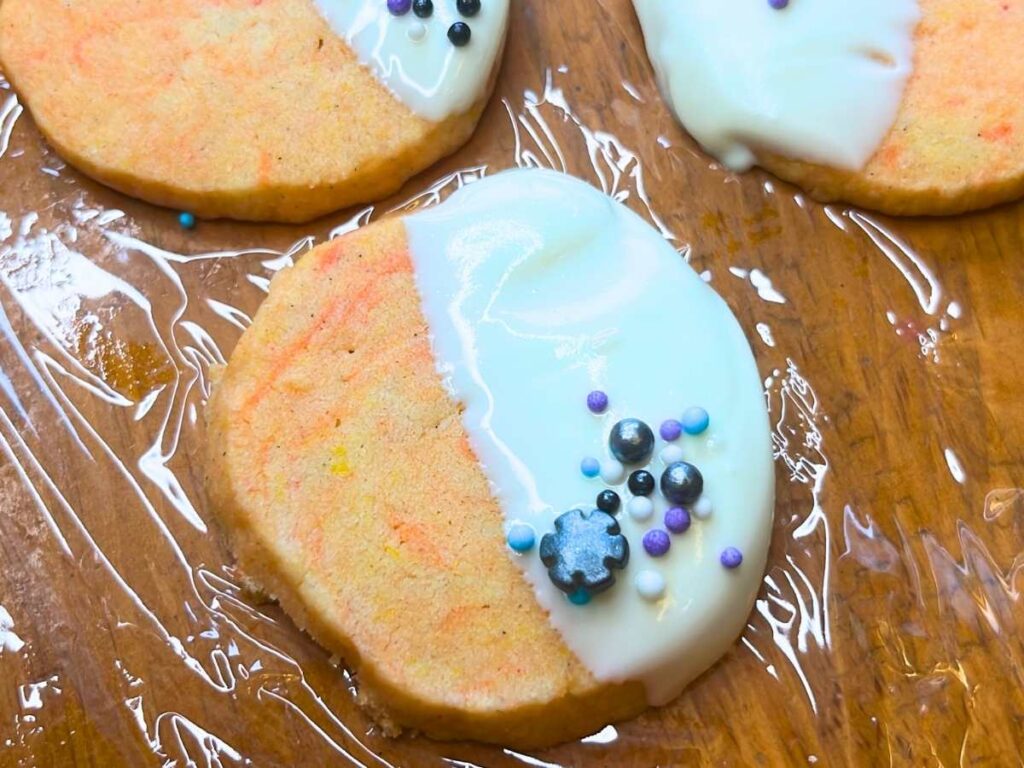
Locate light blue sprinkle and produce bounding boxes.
[568,589,591,606]
[506,523,536,553]
[580,456,601,478]
[681,406,710,436]
[178,211,196,230]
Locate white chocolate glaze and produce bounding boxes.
[312,0,509,122]
[405,169,775,706]
[633,0,919,171]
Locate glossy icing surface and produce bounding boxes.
[633,0,919,171]
[311,0,509,122]
[405,169,775,705]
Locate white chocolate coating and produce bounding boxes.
[312,0,509,122]
[633,0,919,171]
[405,169,775,706]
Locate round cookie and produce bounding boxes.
[205,169,775,747]
[0,0,508,223]
[634,0,1024,216]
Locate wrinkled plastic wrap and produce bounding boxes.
[1,2,1023,765]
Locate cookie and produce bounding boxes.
[205,169,775,747]
[0,0,508,222]
[634,0,1024,216]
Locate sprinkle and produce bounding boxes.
[660,444,684,465]
[407,21,427,41]
[721,547,743,569]
[413,0,434,17]
[664,507,691,534]
[627,496,654,522]
[580,457,601,478]
[627,469,655,496]
[600,459,625,484]
[659,419,682,442]
[768,0,789,8]
[506,523,536,553]
[681,407,710,436]
[447,21,471,46]
[540,509,629,598]
[635,570,666,601]
[596,489,621,514]
[457,0,481,16]
[660,461,704,505]
[178,212,196,229]
[587,390,609,414]
[387,0,412,15]
[643,529,671,558]
[693,496,713,520]
[568,589,592,606]
[609,418,655,464]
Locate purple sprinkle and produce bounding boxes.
[643,529,671,558]
[587,390,609,414]
[388,0,412,15]
[721,547,744,569]
[660,419,682,442]
[768,0,789,8]
[664,507,691,534]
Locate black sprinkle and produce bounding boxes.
[596,489,621,514]
[447,21,471,47]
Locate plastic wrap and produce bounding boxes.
[1,3,1022,765]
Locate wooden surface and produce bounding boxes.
[1,1,1024,765]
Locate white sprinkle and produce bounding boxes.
[600,459,625,484]
[628,497,654,522]
[635,570,666,601]
[660,445,684,465]
[407,21,427,42]
[693,496,713,520]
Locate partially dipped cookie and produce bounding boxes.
[634,0,1024,216]
[205,169,775,747]
[0,0,508,222]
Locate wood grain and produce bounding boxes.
[1,1,1023,766]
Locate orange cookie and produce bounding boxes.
[0,0,508,222]
[635,0,1024,216]
[205,219,648,749]
[206,169,775,747]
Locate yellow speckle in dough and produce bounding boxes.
[328,445,351,476]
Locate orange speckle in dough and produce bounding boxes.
[304,524,325,564]
[875,143,903,168]
[257,150,273,184]
[390,518,447,569]
[316,238,347,273]
[980,122,1014,142]
[243,249,412,411]
[440,604,478,633]
[457,434,477,461]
